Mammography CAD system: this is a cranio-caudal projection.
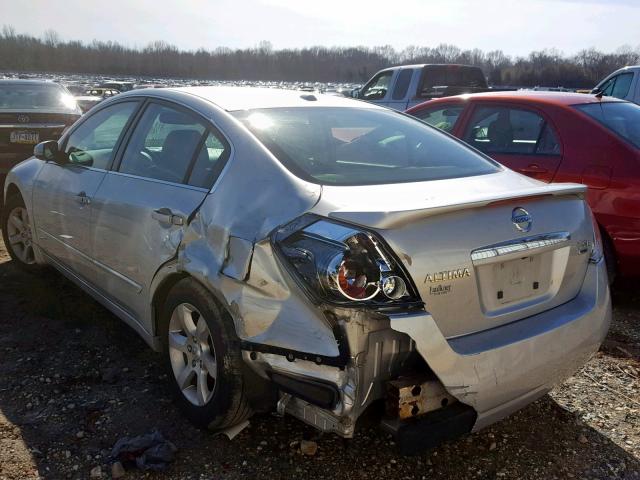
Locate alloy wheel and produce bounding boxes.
[168,303,218,406]
[6,206,35,265]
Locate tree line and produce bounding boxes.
[0,25,638,87]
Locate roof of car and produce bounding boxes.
[411,90,629,109]
[146,86,381,111]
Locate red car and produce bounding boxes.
[407,92,640,279]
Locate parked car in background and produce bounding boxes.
[2,87,610,453]
[354,64,495,110]
[0,79,81,201]
[407,91,640,279]
[98,81,135,92]
[591,66,640,104]
[74,88,121,112]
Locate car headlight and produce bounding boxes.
[273,215,421,307]
[589,209,603,264]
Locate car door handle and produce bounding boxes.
[152,208,184,226]
[76,191,91,205]
[520,164,548,174]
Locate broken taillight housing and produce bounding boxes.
[273,216,421,307]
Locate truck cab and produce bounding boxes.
[591,66,640,104]
[356,64,489,111]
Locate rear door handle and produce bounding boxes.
[152,208,184,226]
[76,191,91,205]
[520,164,548,174]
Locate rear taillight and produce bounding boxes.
[273,216,420,307]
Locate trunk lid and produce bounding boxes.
[313,170,594,338]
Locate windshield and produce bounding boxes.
[0,83,77,110]
[234,107,499,186]
[575,102,640,149]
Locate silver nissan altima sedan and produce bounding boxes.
[1,87,611,453]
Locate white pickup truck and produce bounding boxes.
[354,64,494,111]
[591,66,640,104]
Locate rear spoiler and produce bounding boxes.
[330,183,587,230]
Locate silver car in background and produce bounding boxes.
[1,87,611,454]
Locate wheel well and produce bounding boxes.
[151,272,190,337]
[5,183,21,204]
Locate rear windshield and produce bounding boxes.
[575,102,640,149]
[422,66,487,89]
[234,107,499,186]
[0,83,75,110]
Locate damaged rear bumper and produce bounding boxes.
[389,257,611,431]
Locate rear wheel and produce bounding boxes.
[160,278,251,430]
[2,194,37,269]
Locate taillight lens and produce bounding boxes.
[589,208,603,264]
[273,216,420,306]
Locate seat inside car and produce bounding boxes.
[487,111,513,150]
[154,129,201,181]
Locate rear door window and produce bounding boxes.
[463,105,560,155]
[64,101,138,169]
[118,102,206,184]
[413,105,464,133]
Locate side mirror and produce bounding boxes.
[34,140,64,163]
[351,88,361,99]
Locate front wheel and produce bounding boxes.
[160,278,251,430]
[2,194,37,269]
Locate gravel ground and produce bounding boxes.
[0,239,638,480]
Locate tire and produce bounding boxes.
[1,194,39,270]
[159,277,251,430]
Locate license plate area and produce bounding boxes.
[474,247,570,316]
[493,255,544,304]
[10,131,39,144]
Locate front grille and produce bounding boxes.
[0,112,79,124]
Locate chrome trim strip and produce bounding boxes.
[0,123,67,129]
[471,232,571,264]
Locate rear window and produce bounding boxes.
[0,83,75,110]
[234,107,499,186]
[422,66,487,90]
[575,102,640,149]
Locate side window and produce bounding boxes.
[119,103,206,183]
[611,73,633,99]
[464,105,560,155]
[187,131,231,188]
[414,105,464,133]
[392,70,413,100]
[64,101,137,169]
[360,71,393,101]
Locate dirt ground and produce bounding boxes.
[0,239,638,480]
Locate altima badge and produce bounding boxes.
[424,268,470,284]
[512,207,532,232]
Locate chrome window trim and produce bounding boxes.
[105,170,211,193]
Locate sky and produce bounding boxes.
[1,0,639,56]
